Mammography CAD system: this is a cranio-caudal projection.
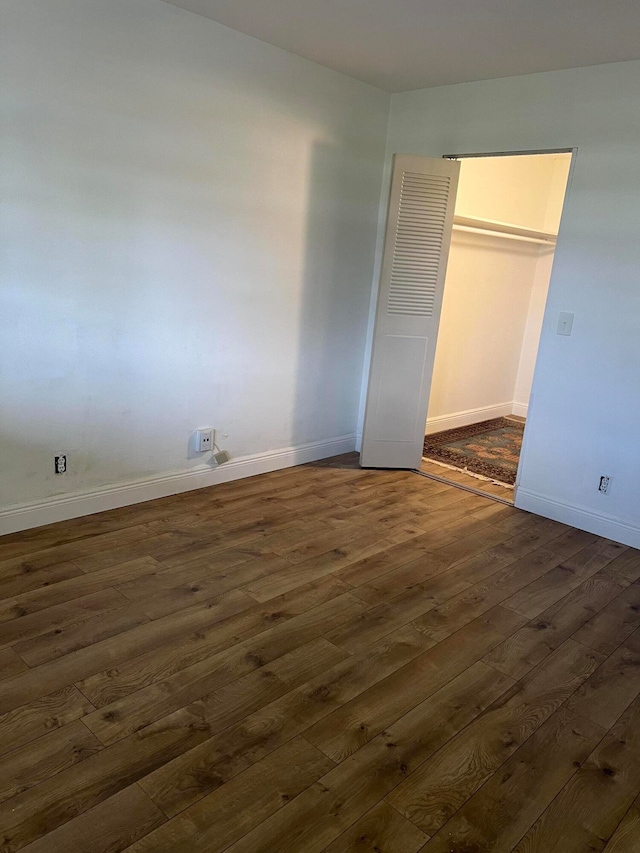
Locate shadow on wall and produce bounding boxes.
[0,141,379,512]
[291,141,380,450]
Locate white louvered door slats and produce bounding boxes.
[361,155,460,469]
[388,172,451,316]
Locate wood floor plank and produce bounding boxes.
[69,528,212,574]
[411,546,563,642]
[0,686,94,757]
[83,635,346,746]
[187,639,345,736]
[487,509,551,536]
[0,719,102,803]
[545,527,599,558]
[414,482,481,510]
[0,557,159,621]
[1,456,639,853]
[503,542,625,619]
[49,523,162,560]
[321,480,430,512]
[605,549,640,584]
[323,801,429,853]
[0,588,254,715]
[0,561,84,601]
[330,571,473,650]
[566,630,640,729]
[111,547,270,602]
[127,554,293,619]
[470,501,522,527]
[101,599,359,730]
[571,581,640,654]
[484,568,628,679]
[125,738,334,853]
[266,637,348,687]
[304,607,524,762]
[137,624,436,817]
[427,547,513,588]
[334,536,451,588]
[428,524,511,568]
[78,579,361,709]
[294,495,397,530]
[13,601,152,667]
[482,518,569,564]
[253,519,333,551]
[0,524,157,574]
[414,512,493,544]
[387,639,602,835]
[602,795,640,852]
[150,516,293,560]
[0,646,28,681]
[219,659,512,853]
[245,530,394,602]
[316,499,423,534]
[350,552,450,604]
[0,588,128,650]
[17,783,166,853]
[512,696,640,852]
[419,707,605,853]
[0,705,216,851]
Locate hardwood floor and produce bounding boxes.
[1,453,640,852]
[419,458,516,503]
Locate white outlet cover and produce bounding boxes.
[195,429,213,452]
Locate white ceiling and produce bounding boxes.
[160,0,640,92]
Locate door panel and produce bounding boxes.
[372,335,429,442]
[360,154,460,469]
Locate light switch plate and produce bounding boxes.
[557,312,574,336]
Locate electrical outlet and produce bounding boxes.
[195,429,213,453]
[598,475,611,495]
[55,455,67,474]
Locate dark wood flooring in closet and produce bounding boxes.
[1,453,640,852]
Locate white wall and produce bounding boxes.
[427,154,569,432]
[513,155,572,412]
[382,60,640,546]
[0,0,389,531]
[454,153,568,229]
[426,231,541,430]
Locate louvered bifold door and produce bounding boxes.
[360,154,460,469]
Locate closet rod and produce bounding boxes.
[453,215,557,245]
[452,225,556,246]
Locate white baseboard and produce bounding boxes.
[425,402,513,435]
[0,434,357,536]
[511,401,529,418]
[515,488,640,549]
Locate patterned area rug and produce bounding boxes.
[423,417,524,486]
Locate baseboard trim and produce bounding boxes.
[425,402,513,435]
[515,488,640,549]
[511,401,529,418]
[0,434,357,536]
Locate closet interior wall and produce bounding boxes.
[425,153,571,435]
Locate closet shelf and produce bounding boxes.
[452,215,557,245]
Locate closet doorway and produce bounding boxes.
[420,151,572,503]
